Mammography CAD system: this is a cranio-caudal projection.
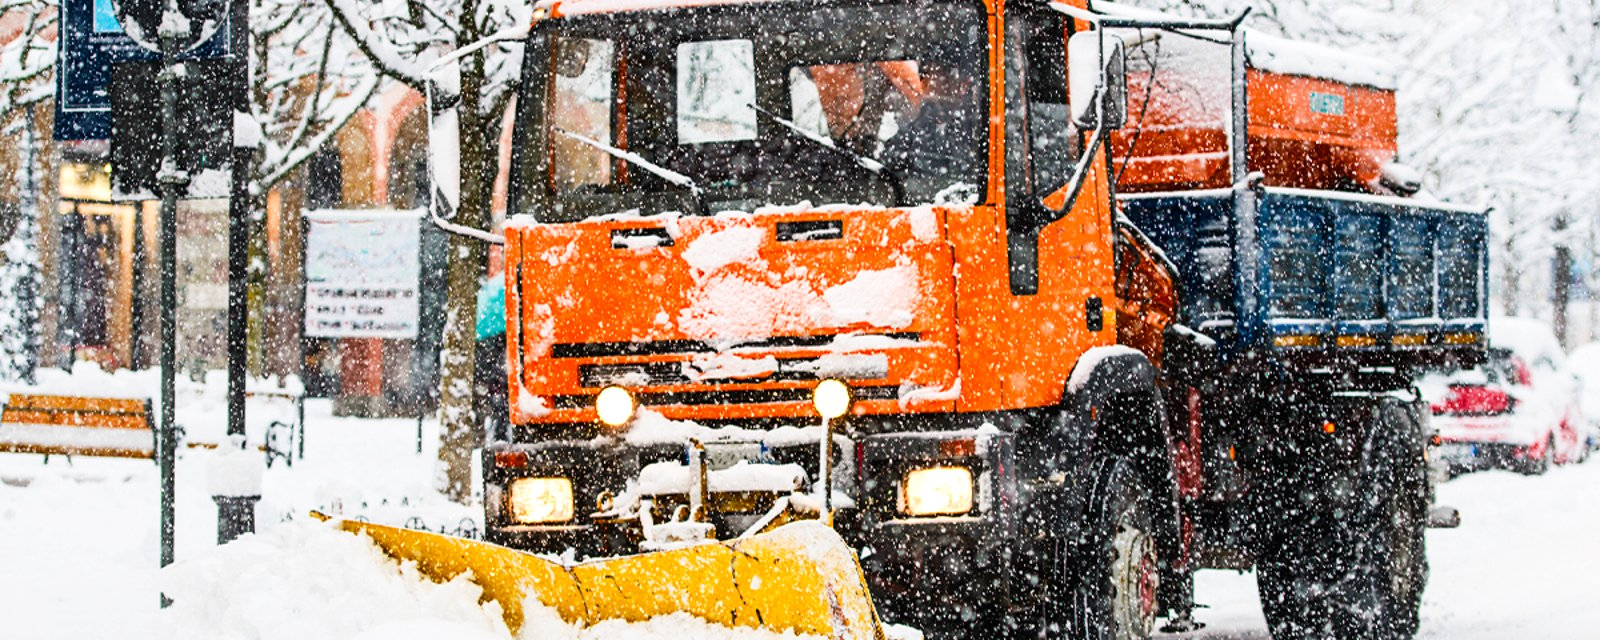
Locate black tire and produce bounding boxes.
[1071,456,1160,640]
[1256,398,1428,640]
[1519,435,1554,475]
[1006,537,1069,640]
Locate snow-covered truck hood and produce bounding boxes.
[504,205,959,425]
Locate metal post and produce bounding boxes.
[155,8,191,609]
[1229,27,1261,348]
[216,0,258,545]
[818,416,833,524]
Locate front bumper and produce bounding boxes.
[483,425,1028,630]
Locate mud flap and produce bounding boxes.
[318,514,885,639]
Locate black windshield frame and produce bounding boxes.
[508,0,993,222]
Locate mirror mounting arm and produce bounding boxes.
[430,208,506,245]
[1050,107,1109,215]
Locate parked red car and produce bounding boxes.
[1426,318,1588,475]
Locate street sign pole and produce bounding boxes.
[226,0,248,443]
[155,3,190,609]
[215,0,258,545]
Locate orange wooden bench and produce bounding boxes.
[0,393,283,461]
[0,393,156,459]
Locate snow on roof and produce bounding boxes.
[1490,317,1566,367]
[1244,31,1397,91]
[548,0,782,17]
[1089,1,1398,90]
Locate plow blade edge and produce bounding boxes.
[321,516,885,639]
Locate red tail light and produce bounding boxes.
[1432,386,1516,416]
[494,451,529,468]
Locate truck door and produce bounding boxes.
[1003,3,1076,296]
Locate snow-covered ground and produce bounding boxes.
[3,395,1597,638]
[1172,462,1600,639]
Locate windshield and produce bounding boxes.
[528,0,989,222]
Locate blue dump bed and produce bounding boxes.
[1120,187,1487,369]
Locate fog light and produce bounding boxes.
[509,477,574,524]
[595,386,635,428]
[813,379,852,419]
[901,466,974,516]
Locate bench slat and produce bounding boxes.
[0,409,150,430]
[3,394,148,415]
[0,442,154,459]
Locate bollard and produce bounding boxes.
[213,495,261,544]
[209,434,263,544]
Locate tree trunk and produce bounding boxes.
[436,35,493,504]
[1588,226,1598,343]
[1500,232,1519,316]
[1553,214,1571,349]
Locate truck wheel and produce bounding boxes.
[1072,456,1159,640]
[1257,400,1428,640]
[1259,497,1425,640]
[1372,485,1426,639]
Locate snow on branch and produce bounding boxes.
[0,0,58,117]
[324,0,432,91]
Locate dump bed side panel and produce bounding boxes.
[1120,188,1487,368]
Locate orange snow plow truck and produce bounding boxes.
[337,1,1487,639]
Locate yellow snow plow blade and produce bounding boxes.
[316,514,885,639]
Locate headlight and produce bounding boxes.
[812,379,852,419]
[508,477,574,524]
[901,466,974,516]
[595,386,636,428]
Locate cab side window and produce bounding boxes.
[1004,5,1077,295]
[1022,14,1075,196]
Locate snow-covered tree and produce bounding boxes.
[320,0,529,502]
[0,0,56,122]
[244,0,381,374]
[0,1,54,382]
[248,0,380,193]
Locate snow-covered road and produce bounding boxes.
[1173,461,1600,639]
[3,403,1596,638]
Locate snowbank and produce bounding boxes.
[160,521,511,640]
[160,521,824,640]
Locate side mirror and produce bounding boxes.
[1067,32,1127,129]
[427,61,462,217]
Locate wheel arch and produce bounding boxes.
[1060,347,1188,612]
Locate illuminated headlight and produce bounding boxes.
[901,466,974,516]
[595,386,636,428]
[812,379,852,419]
[508,477,574,524]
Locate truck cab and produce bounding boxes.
[481,0,1183,635]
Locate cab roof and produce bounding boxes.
[543,0,1005,18]
[546,0,779,18]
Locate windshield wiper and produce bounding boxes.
[554,128,710,215]
[750,103,906,206]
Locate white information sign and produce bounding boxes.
[303,210,422,338]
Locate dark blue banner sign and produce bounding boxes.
[53,0,231,140]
